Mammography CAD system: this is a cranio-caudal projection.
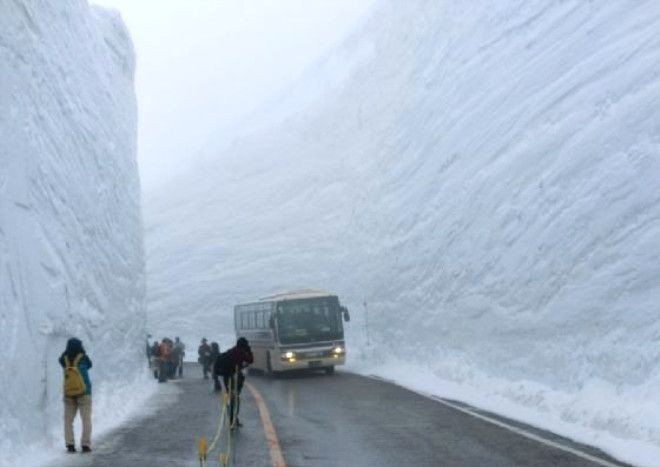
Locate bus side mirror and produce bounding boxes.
[341,306,350,322]
[268,316,275,329]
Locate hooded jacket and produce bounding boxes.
[58,338,93,396]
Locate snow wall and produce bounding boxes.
[144,0,660,463]
[0,1,144,464]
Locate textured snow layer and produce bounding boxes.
[0,1,145,464]
[144,0,660,462]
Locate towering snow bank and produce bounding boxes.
[144,0,660,462]
[0,1,144,463]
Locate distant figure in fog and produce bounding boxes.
[158,338,174,382]
[198,338,212,379]
[59,338,93,453]
[173,337,186,378]
[150,340,160,379]
[145,334,152,368]
[210,342,221,391]
[214,337,254,428]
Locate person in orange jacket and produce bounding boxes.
[158,338,173,382]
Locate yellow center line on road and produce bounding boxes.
[246,382,287,467]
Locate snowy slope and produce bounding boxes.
[0,1,145,464]
[144,0,660,463]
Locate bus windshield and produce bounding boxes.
[276,298,343,344]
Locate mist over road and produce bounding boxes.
[48,364,627,467]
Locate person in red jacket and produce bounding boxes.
[214,337,254,428]
[158,338,173,382]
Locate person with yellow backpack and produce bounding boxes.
[58,337,93,453]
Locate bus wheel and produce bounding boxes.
[324,366,335,375]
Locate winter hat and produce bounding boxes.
[237,337,249,348]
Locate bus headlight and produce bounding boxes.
[282,351,295,360]
[333,346,344,354]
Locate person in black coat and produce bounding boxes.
[209,342,221,391]
[214,337,254,427]
[198,338,211,379]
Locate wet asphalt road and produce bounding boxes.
[50,363,629,467]
[49,363,270,467]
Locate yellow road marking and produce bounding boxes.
[246,382,287,467]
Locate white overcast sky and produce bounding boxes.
[91,0,375,189]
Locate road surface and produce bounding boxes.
[50,363,630,467]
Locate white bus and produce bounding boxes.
[234,290,351,375]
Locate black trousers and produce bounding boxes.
[222,372,245,425]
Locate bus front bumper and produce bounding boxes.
[276,354,345,371]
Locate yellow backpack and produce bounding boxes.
[63,354,86,397]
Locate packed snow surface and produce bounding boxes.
[0,1,147,464]
[144,0,660,464]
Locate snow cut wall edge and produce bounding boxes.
[0,1,144,462]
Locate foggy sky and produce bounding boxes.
[92,0,375,189]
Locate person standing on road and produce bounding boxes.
[59,337,93,453]
[209,342,221,391]
[158,338,173,382]
[150,340,160,379]
[145,334,152,368]
[173,337,185,378]
[198,338,212,379]
[214,337,254,428]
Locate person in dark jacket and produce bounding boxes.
[173,337,186,378]
[150,340,160,379]
[145,334,152,367]
[58,338,93,453]
[214,337,254,427]
[209,342,221,391]
[198,338,212,379]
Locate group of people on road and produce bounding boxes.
[147,336,185,383]
[58,333,253,455]
[198,336,254,426]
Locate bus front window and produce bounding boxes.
[277,299,343,344]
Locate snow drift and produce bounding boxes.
[0,1,144,464]
[144,0,660,463]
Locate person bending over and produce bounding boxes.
[214,337,254,428]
